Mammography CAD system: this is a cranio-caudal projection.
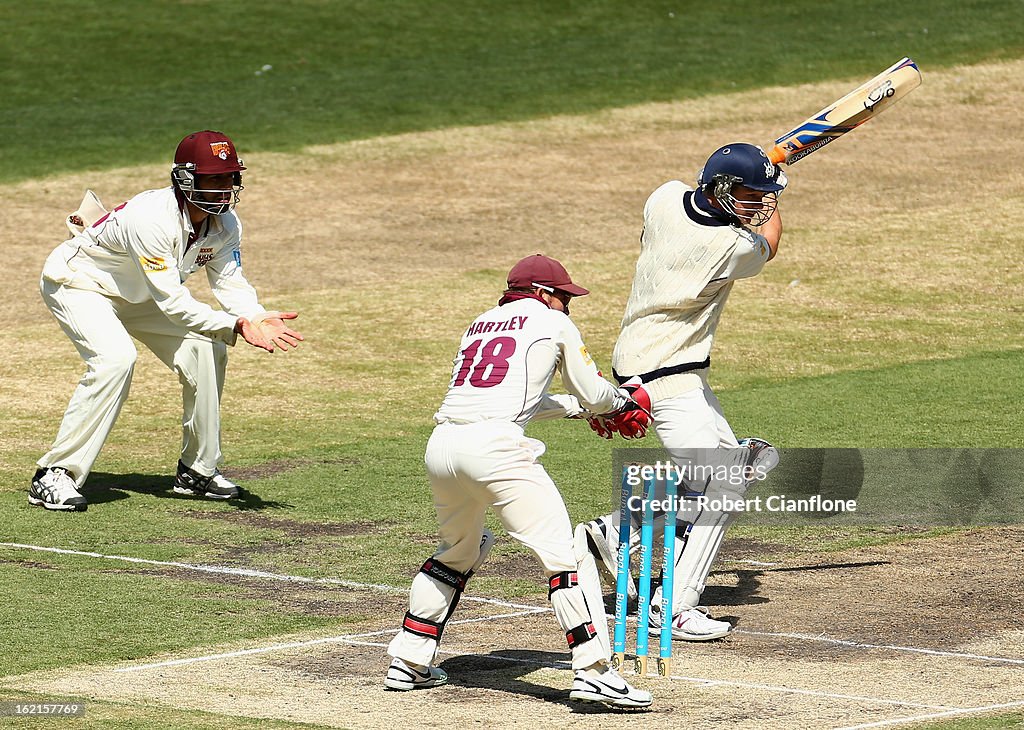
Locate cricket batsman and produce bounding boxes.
[580,143,784,641]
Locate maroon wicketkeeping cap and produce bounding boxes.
[174,130,246,175]
[507,254,589,297]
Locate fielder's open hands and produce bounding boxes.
[236,317,274,352]
[235,312,304,353]
[254,311,304,352]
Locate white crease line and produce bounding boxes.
[343,608,550,641]
[179,635,956,711]
[835,698,1024,729]
[333,638,573,668]
[737,629,1024,666]
[113,608,548,673]
[0,542,544,612]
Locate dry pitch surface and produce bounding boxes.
[2,60,1024,727]
[4,528,1023,728]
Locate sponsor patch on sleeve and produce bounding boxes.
[232,249,242,267]
[139,256,167,273]
[579,345,594,366]
[196,247,215,267]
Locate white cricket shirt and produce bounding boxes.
[42,186,266,344]
[434,297,626,427]
[612,181,771,401]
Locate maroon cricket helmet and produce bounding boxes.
[174,130,246,175]
[507,254,589,297]
[171,131,245,215]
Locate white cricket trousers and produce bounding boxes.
[653,380,740,610]
[604,376,743,612]
[652,377,739,453]
[387,420,607,670]
[38,280,227,486]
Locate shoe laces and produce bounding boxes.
[40,469,80,499]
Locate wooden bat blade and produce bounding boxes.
[767,57,922,165]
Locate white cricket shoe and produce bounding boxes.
[173,461,240,499]
[384,658,448,691]
[29,467,87,512]
[649,603,732,641]
[569,664,652,708]
[579,518,637,601]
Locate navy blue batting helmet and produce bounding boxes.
[697,143,787,193]
[696,143,787,225]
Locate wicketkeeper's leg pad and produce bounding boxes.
[387,529,494,666]
[548,570,607,669]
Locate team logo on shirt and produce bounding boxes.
[196,247,215,267]
[210,142,231,160]
[139,256,167,273]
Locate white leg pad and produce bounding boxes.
[388,529,496,666]
[549,578,608,669]
[574,524,612,661]
[672,510,734,612]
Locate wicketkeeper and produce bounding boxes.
[385,254,653,708]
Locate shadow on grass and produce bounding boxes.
[84,472,293,511]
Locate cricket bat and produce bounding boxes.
[766,57,922,165]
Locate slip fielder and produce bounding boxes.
[31,130,303,512]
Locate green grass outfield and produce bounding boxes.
[2,3,1023,727]
[2,0,1023,182]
